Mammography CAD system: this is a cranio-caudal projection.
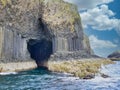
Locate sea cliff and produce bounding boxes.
[0,0,94,72]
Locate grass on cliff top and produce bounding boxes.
[44,0,80,32]
[48,59,114,78]
[0,0,11,7]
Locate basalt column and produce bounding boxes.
[0,27,30,62]
[0,0,93,65]
[0,27,4,59]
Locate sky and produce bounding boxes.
[64,0,120,57]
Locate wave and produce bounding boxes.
[0,72,17,75]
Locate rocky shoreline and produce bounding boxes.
[0,58,114,79]
[48,58,114,79]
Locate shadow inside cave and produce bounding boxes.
[27,39,53,69]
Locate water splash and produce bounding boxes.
[0,72,17,75]
[0,61,120,90]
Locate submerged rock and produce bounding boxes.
[83,74,95,79]
[101,73,110,78]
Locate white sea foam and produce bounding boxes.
[0,72,17,75]
[100,61,120,77]
[90,76,111,82]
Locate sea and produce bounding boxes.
[0,61,120,90]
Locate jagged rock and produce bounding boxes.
[101,73,110,78]
[83,74,95,79]
[0,0,93,68]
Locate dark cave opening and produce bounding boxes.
[27,39,53,68]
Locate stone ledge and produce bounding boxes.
[48,58,114,79]
[0,61,37,72]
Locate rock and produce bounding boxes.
[101,73,110,78]
[83,35,94,55]
[0,61,37,72]
[108,50,120,60]
[83,74,95,79]
[0,0,94,70]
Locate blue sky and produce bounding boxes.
[64,0,120,57]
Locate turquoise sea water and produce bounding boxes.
[0,61,120,90]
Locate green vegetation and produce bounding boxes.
[0,0,11,7]
[44,0,81,32]
[48,59,114,78]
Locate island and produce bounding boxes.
[108,51,120,61]
[0,0,113,79]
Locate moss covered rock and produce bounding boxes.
[48,58,114,79]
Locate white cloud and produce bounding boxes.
[64,0,120,57]
[116,21,120,35]
[80,5,120,34]
[63,0,113,10]
[64,0,120,35]
[89,35,117,49]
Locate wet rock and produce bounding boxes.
[108,50,120,59]
[101,73,110,78]
[83,74,95,79]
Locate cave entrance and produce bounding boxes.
[27,39,53,69]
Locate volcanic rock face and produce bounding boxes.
[0,0,93,67]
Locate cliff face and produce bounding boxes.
[0,0,93,67]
